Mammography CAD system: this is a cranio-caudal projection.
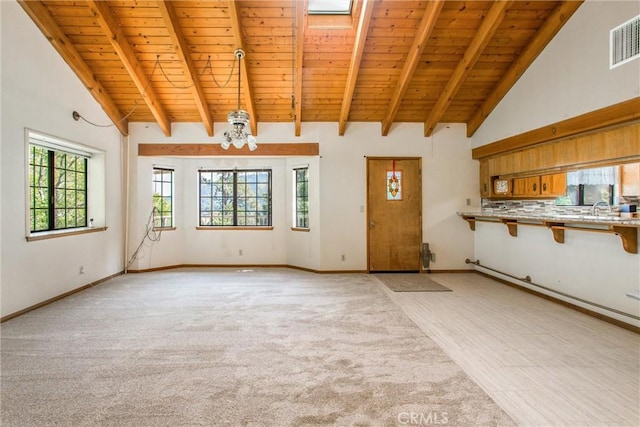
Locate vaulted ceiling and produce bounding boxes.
[19,0,583,138]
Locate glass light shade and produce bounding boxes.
[222,110,256,150]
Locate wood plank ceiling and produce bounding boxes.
[19,0,583,138]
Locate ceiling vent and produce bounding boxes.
[610,15,640,69]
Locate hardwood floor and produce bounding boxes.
[375,273,640,427]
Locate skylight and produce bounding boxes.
[308,0,352,15]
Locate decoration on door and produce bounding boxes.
[386,161,402,200]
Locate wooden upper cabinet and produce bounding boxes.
[511,174,565,198]
[541,173,567,196]
[621,163,640,197]
[479,160,491,198]
[512,176,540,197]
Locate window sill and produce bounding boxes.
[291,227,310,232]
[196,226,274,231]
[153,227,176,232]
[26,226,108,242]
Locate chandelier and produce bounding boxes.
[222,49,257,151]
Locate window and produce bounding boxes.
[560,166,618,206]
[307,0,354,28]
[29,144,87,232]
[199,169,272,227]
[308,0,352,14]
[294,167,309,228]
[153,168,174,228]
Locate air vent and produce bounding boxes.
[610,15,640,69]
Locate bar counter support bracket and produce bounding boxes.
[461,215,638,254]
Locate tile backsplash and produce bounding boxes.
[481,199,622,216]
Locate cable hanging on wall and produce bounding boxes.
[73,60,160,128]
[126,207,163,269]
[73,52,239,128]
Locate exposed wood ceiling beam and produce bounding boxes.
[228,1,258,137]
[18,0,129,136]
[139,143,320,157]
[85,0,171,136]
[338,0,375,136]
[381,0,444,137]
[424,0,514,137]
[294,1,305,137]
[466,1,584,137]
[158,1,213,137]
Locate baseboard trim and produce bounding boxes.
[1,271,124,323]
[476,271,640,334]
[127,264,473,275]
[127,264,290,273]
[127,263,368,274]
[425,269,476,274]
[316,270,369,274]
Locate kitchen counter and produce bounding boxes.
[457,211,640,227]
[457,211,639,254]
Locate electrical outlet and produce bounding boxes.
[466,198,471,206]
[430,253,436,262]
[239,249,243,256]
[79,266,85,274]
[341,254,346,261]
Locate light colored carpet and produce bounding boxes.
[374,274,452,292]
[1,268,513,426]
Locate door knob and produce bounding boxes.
[370,221,376,228]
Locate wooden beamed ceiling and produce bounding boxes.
[18,0,583,138]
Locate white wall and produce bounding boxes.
[471,0,640,326]
[473,0,640,146]
[317,122,477,270]
[0,2,124,317]
[286,156,322,271]
[126,121,477,272]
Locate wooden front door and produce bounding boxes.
[367,158,422,272]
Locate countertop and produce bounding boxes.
[457,211,640,227]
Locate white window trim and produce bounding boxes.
[292,165,310,230]
[24,128,107,240]
[152,166,175,229]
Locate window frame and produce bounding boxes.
[307,0,355,29]
[307,0,353,15]
[25,129,106,241]
[562,166,619,206]
[29,144,88,233]
[198,169,273,228]
[152,167,174,229]
[293,167,310,230]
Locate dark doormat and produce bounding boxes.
[374,273,452,292]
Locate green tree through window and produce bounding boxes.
[29,145,87,232]
[294,167,309,228]
[199,169,272,227]
[152,168,174,228]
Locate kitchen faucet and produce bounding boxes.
[591,200,612,216]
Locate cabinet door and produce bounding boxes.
[541,173,567,196]
[479,160,492,197]
[621,163,640,196]
[512,176,540,196]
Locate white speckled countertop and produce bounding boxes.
[457,211,640,227]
